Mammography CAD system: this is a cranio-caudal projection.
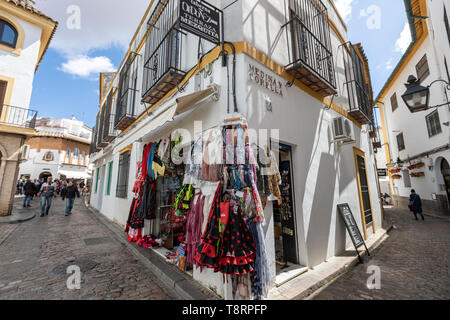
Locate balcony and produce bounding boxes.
[114,53,139,131]
[284,0,336,96]
[142,0,187,105]
[101,92,117,143]
[0,105,38,129]
[344,44,372,125]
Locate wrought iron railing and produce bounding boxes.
[101,92,117,142]
[344,44,372,123]
[142,0,186,104]
[284,0,336,92]
[0,105,38,129]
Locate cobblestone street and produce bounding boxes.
[0,196,177,300]
[312,207,450,300]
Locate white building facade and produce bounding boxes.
[19,117,93,182]
[376,0,450,215]
[89,0,384,298]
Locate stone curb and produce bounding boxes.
[82,198,220,300]
[0,211,36,225]
[295,220,394,300]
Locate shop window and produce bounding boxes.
[0,19,18,48]
[116,151,131,198]
[390,92,399,112]
[415,55,430,82]
[396,133,405,151]
[106,161,113,196]
[426,110,442,137]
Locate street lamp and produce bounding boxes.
[401,75,450,113]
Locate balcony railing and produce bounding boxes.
[114,52,140,131]
[101,92,117,143]
[284,0,336,96]
[0,105,37,129]
[344,44,372,124]
[89,126,96,155]
[142,0,187,105]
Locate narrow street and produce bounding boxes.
[312,208,450,300]
[0,196,177,300]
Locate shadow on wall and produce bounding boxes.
[306,152,336,267]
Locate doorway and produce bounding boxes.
[39,171,52,182]
[97,164,106,209]
[353,147,375,240]
[272,143,300,274]
[441,159,450,206]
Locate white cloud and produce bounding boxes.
[334,0,355,23]
[59,56,115,79]
[34,0,150,56]
[385,58,394,71]
[395,23,412,53]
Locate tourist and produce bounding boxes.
[38,177,57,217]
[61,179,80,216]
[409,189,425,221]
[22,178,35,208]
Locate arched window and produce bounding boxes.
[0,19,18,48]
[73,148,79,164]
[65,148,71,163]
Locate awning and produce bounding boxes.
[57,169,90,179]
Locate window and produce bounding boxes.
[426,110,442,137]
[396,133,405,151]
[65,148,71,163]
[106,161,113,196]
[95,167,100,193]
[415,55,430,82]
[0,80,7,118]
[445,5,450,46]
[0,19,18,48]
[42,151,54,162]
[73,148,79,164]
[116,151,131,198]
[81,151,86,165]
[390,92,399,112]
[402,170,412,188]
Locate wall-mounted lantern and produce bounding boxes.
[401,75,450,113]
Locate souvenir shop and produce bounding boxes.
[124,117,286,300]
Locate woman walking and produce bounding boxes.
[409,189,425,221]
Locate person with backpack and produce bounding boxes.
[38,177,57,217]
[409,189,425,221]
[61,179,80,216]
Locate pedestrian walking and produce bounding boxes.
[38,177,57,217]
[409,189,425,221]
[61,179,80,216]
[23,178,35,208]
[16,180,23,195]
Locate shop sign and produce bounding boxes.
[248,64,283,96]
[377,169,387,177]
[179,0,222,44]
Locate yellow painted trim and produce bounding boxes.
[328,0,348,32]
[119,145,133,155]
[377,0,428,102]
[0,74,14,123]
[353,147,375,240]
[0,10,24,55]
[0,123,35,136]
[328,17,348,51]
[0,2,57,72]
[376,101,395,196]
[99,73,105,104]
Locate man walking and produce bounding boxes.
[23,178,35,208]
[61,179,80,216]
[409,189,425,221]
[38,177,57,217]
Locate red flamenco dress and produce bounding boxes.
[217,199,256,275]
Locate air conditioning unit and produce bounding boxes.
[21,144,30,160]
[331,117,355,143]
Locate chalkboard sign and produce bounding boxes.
[337,204,370,261]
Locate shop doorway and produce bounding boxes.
[353,148,375,240]
[441,159,450,206]
[39,171,52,182]
[272,143,300,274]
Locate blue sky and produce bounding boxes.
[29,0,411,128]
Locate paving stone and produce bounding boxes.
[313,207,450,300]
